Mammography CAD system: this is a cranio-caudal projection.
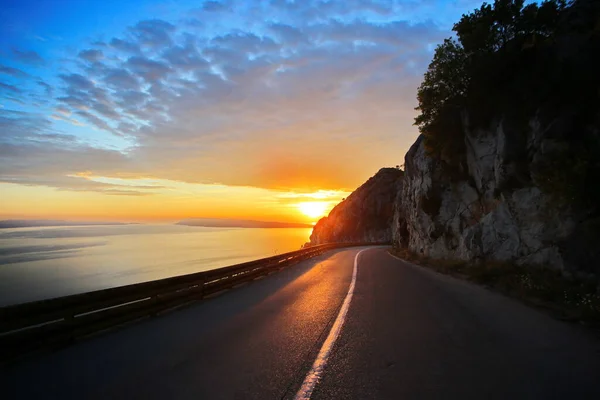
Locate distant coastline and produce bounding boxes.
[0,220,135,229]
[177,218,313,229]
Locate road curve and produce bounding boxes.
[313,249,600,399]
[2,247,600,399]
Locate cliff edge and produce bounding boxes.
[309,168,403,245]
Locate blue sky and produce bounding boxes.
[1,0,484,207]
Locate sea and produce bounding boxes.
[0,224,312,306]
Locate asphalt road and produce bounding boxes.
[2,247,600,399]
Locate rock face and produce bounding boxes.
[309,168,403,245]
[393,0,600,275]
[396,117,599,274]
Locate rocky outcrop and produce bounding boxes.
[393,0,600,275]
[395,116,600,274]
[309,168,403,245]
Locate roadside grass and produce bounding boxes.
[390,247,600,327]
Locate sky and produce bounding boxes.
[0,0,482,223]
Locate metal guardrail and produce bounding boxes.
[0,242,385,363]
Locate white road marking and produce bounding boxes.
[294,248,370,400]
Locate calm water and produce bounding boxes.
[0,224,312,306]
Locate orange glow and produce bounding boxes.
[297,201,329,219]
[0,180,347,224]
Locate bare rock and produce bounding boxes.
[309,168,403,245]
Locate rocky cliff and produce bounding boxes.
[396,119,599,274]
[309,168,402,245]
[391,0,600,275]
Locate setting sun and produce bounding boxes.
[297,201,329,219]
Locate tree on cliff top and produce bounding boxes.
[414,0,600,210]
[415,0,568,157]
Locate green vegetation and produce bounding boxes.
[391,247,600,326]
[414,0,600,207]
[416,0,570,143]
[404,0,600,327]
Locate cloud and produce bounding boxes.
[37,81,53,96]
[212,32,280,53]
[0,109,51,140]
[115,90,148,106]
[126,56,172,82]
[0,82,21,94]
[55,106,70,115]
[96,189,154,196]
[0,109,149,195]
[50,113,84,126]
[129,19,176,48]
[78,49,104,62]
[264,0,396,24]
[202,1,228,12]
[310,19,441,48]
[109,38,140,53]
[56,72,125,130]
[59,73,95,91]
[3,97,25,105]
[103,68,141,90]
[0,109,125,190]
[1,0,454,194]
[74,110,117,133]
[0,65,30,79]
[268,23,308,46]
[161,41,209,71]
[11,49,45,66]
[55,95,87,110]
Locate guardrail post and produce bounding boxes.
[150,294,161,317]
[196,279,205,299]
[63,312,77,345]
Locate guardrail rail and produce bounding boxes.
[0,242,387,363]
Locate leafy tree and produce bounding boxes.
[415,0,568,155]
[414,0,600,209]
[415,39,468,131]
